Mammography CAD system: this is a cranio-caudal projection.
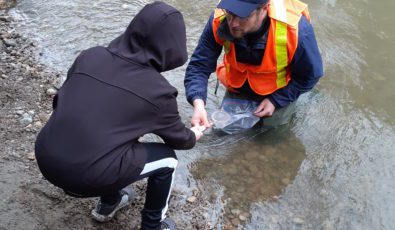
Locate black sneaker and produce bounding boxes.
[160,217,176,230]
[91,187,135,222]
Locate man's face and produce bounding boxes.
[225,4,268,39]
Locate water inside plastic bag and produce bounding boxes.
[212,98,260,134]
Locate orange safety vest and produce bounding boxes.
[213,0,310,95]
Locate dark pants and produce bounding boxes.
[101,143,178,230]
[139,143,178,229]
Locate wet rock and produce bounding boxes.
[265,146,276,156]
[244,150,259,160]
[371,72,386,81]
[3,38,16,47]
[187,196,197,203]
[117,213,127,222]
[258,154,268,161]
[0,15,12,22]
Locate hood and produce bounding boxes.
[107,1,188,72]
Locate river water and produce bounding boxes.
[9,0,395,229]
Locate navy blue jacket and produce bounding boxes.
[185,13,323,108]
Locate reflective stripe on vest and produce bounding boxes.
[276,21,287,88]
[212,0,310,95]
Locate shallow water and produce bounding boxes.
[10,0,395,229]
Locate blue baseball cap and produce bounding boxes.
[217,0,268,18]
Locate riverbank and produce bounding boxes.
[0,8,212,230]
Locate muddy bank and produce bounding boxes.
[0,8,210,230]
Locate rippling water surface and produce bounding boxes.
[10,0,395,229]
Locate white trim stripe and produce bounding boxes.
[139,157,178,221]
[161,169,176,221]
[140,158,178,175]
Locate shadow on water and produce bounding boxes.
[190,125,306,228]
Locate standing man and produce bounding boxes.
[185,0,323,129]
[35,2,203,230]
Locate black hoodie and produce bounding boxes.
[35,2,195,196]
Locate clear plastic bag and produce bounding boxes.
[211,98,260,134]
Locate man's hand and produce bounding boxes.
[190,125,206,141]
[254,98,275,117]
[191,99,212,128]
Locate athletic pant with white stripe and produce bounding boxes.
[101,142,178,229]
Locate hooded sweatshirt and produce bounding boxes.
[35,2,195,196]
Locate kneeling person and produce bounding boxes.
[34,2,203,229]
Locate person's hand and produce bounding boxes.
[191,99,212,128]
[190,126,205,141]
[254,98,275,117]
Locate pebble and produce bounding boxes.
[192,188,199,196]
[27,152,35,161]
[3,38,16,47]
[320,189,328,197]
[20,113,33,125]
[293,217,304,225]
[46,87,57,96]
[241,212,250,218]
[281,178,290,185]
[238,214,247,221]
[230,209,240,215]
[38,112,50,122]
[371,72,386,81]
[231,218,240,226]
[271,195,279,201]
[187,196,197,203]
[34,121,42,127]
